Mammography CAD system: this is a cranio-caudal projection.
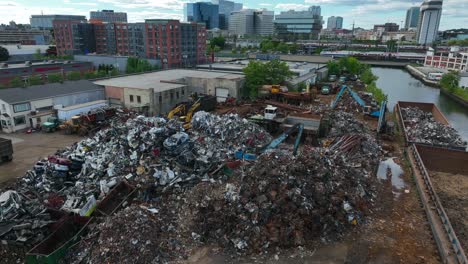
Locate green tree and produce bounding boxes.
[209,36,226,49]
[9,77,23,87]
[27,75,44,85]
[327,60,341,75]
[276,42,289,53]
[84,71,97,79]
[243,59,293,97]
[67,71,82,81]
[440,71,459,92]
[110,68,119,76]
[33,48,43,60]
[361,68,378,85]
[126,57,155,74]
[0,46,9,61]
[289,43,298,54]
[47,73,63,83]
[386,40,397,52]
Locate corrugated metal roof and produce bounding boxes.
[0,80,103,104]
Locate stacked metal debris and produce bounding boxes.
[64,204,191,264]
[193,136,381,253]
[329,111,368,137]
[401,107,467,148]
[0,112,273,250]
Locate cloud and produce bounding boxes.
[96,0,190,10]
[126,10,183,22]
[275,4,309,11]
[0,3,88,24]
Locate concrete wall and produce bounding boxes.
[460,76,468,89]
[186,77,244,99]
[105,86,125,101]
[153,86,189,115]
[74,55,161,72]
[123,87,153,114]
[53,90,105,108]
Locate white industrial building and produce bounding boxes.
[0,80,105,133]
[424,47,468,72]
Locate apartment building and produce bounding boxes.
[53,19,207,68]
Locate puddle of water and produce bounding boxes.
[377,158,405,196]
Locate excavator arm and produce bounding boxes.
[168,104,186,119]
[262,123,304,155]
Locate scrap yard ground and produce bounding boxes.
[0,133,81,188]
[0,102,441,263]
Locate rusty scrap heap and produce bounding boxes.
[401,107,467,148]
[1,109,383,263]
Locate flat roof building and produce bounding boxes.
[94,69,244,114]
[30,15,86,29]
[0,80,105,133]
[90,10,127,23]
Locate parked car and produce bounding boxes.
[339,76,347,83]
[329,75,337,82]
[321,85,331,95]
[349,74,358,81]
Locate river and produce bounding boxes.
[372,67,468,141]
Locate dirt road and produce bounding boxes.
[0,132,81,187]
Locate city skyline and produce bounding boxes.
[0,0,466,30]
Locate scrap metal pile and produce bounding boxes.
[1,109,383,262]
[402,107,467,148]
[193,137,381,254]
[329,111,368,137]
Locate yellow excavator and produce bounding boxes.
[181,99,201,130]
[167,99,201,130]
[167,104,186,120]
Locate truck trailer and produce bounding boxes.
[0,137,13,163]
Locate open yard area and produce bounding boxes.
[0,132,81,187]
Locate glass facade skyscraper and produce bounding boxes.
[185,2,220,30]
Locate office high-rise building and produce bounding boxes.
[274,6,323,40]
[185,2,219,29]
[405,7,420,29]
[90,10,127,23]
[309,6,321,17]
[416,0,443,45]
[228,9,274,36]
[327,16,343,30]
[213,0,242,30]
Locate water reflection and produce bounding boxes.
[372,67,468,141]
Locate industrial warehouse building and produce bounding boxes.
[0,80,105,133]
[94,69,245,115]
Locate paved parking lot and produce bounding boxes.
[0,132,81,187]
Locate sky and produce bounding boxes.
[0,0,467,30]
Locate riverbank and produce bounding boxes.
[405,65,440,87]
[440,88,468,108]
[372,67,468,141]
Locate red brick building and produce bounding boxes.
[53,19,207,68]
[53,19,87,55]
